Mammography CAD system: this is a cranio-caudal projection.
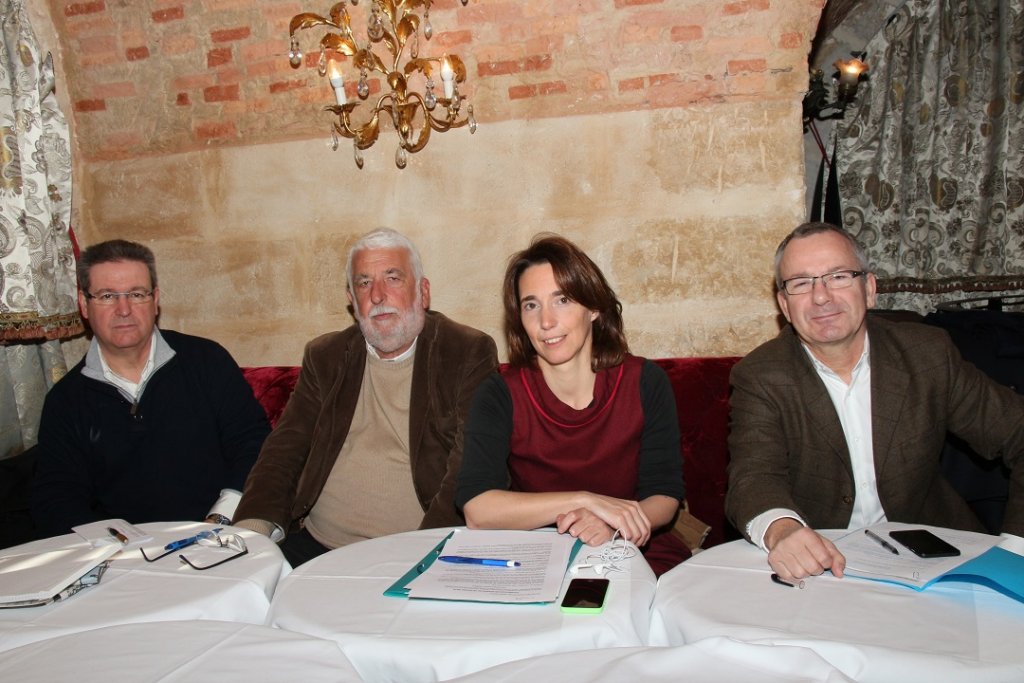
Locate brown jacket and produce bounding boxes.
[234,311,498,534]
[725,317,1024,540]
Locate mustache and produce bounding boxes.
[367,305,400,317]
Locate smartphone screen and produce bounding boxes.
[888,529,961,558]
[560,578,609,614]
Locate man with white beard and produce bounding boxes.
[234,228,498,566]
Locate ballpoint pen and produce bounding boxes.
[771,573,805,589]
[107,527,129,544]
[864,529,900,555]
[164,528,223,551]
[439,555,521,567]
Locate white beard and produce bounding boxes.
[355,291,426,356]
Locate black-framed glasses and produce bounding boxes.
[84,289,154,306]
[140,529,247,569]
[178,533,248,570]
[781,270,865,296]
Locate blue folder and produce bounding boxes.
[383,531,455,598]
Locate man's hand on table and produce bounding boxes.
[765,517,846,581]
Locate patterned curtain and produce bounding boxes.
[836,0,1024,313]
[0,0,84,459]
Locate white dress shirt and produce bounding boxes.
[749,333,886,550]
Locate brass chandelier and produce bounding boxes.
[288,0,476,169]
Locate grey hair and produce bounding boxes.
[345,228,425,293]
[773,222,870,289]
[77,239,158,292]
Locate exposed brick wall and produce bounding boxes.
[49,0,822,162]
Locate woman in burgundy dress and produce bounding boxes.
[456,234,689,576]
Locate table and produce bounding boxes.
[0,620,362,682]
[649,533,1024,683]
[0,522,289,654]
[267,527,657,682]
[447,639,855,682]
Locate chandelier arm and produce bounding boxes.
[407,91,469,140]
[334,109,383,149]
[403,113,432,154]
[329,90,400,145]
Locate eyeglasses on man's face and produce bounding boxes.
[84,289,154,306]
[781,270,866,296]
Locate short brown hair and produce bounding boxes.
[503,233,628,370]
[77,239,158,292]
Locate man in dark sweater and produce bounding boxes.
[31,240,270,538]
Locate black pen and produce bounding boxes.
[771,573,805,589]
[864,529,899,555]
[107,527,129,544]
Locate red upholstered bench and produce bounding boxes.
[241,366,301,429]
[242,357,741,549]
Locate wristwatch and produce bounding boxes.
[206,513,231,526]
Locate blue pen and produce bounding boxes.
[439,555,521,567]
[164,528,222,551]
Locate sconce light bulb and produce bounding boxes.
[833,57,868,104]
[327,60,346,106]
[834,58,868,85]
[440,55,455,99]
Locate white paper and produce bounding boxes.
[407,529,577,603]
[834,522,999,588]
[73,519,153,550]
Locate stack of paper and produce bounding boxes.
[402,529,579,604]
[835,522,1024,602]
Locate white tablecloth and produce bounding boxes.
[0,620,361,682]
[0,522,289,654]
[649,533,1024,683]
[268,527,657,682]
[448,639,855,683]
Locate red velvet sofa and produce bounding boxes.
[242,356,742,549]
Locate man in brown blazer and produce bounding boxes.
[234,228,498,567]
[725,222,1024,583]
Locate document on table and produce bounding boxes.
[834,522,1000,589]
[406,529,577,604]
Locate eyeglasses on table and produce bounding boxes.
[141,529,249,569]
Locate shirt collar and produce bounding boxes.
[802,332,871,381]
[366,337,418,363]
[82,328,176,399]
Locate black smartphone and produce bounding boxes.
[888,529,961,558]
[560,578,610,614]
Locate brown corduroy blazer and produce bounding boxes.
[234,310,498,535]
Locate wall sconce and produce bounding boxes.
[288,0,475,169]
[802,54,869,130]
